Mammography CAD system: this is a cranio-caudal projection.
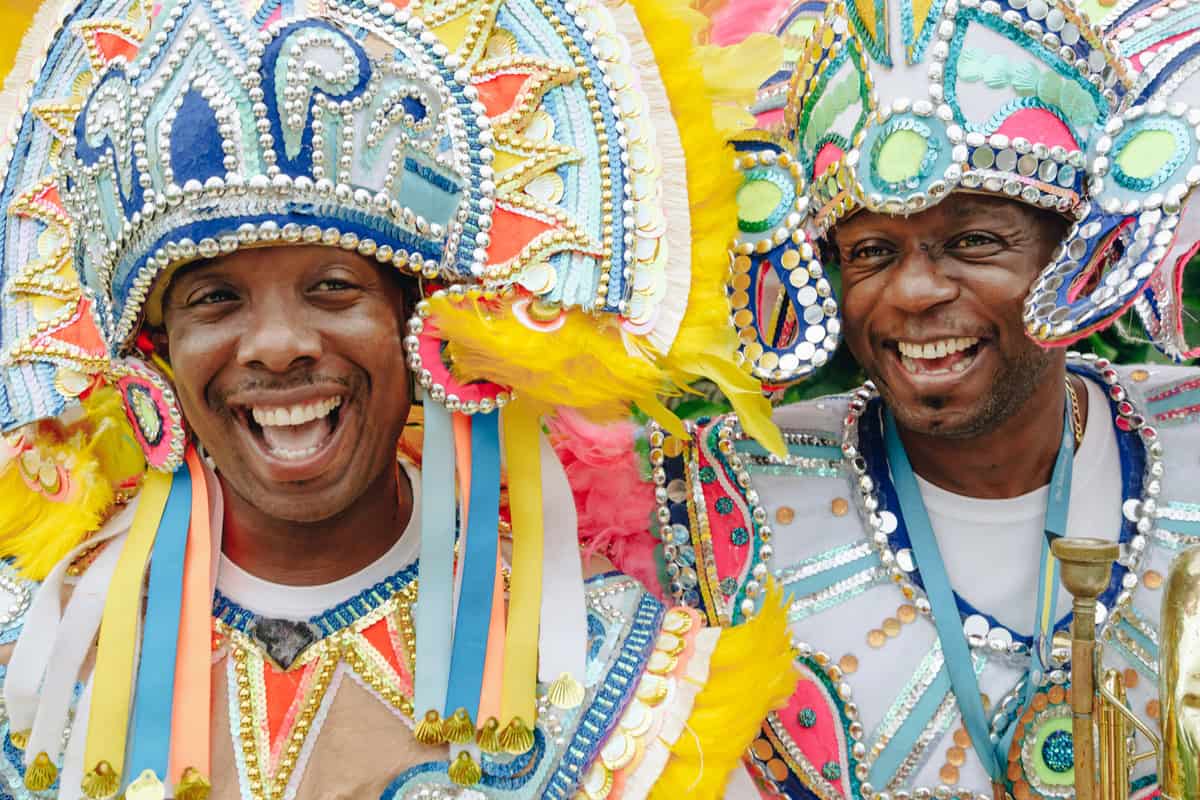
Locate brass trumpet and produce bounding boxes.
[1052,538,1200,800]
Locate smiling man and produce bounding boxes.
[645,0,1200,797]
[0,0,796,798]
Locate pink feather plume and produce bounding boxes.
[549,411,664,597]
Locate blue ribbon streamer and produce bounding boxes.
[415,399,457,717]
[125,465,193,786]
[444,411,501,719]
[882,402,1073,784]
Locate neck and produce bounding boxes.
[894,363,1087,499]
[220,465,413,586]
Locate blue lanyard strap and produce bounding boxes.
[882,401,1074,783]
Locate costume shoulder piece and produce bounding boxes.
[0,0,796,796]
[653,356,1200,798]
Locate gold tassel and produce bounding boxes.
[447,752,482,786]
[8,729,28,749]
[80,760,120,799]
[413,710,445,746]
[546,673,585,709]
[475,717,501,753]
[443,708,474,745]
[498,717,534,755]
[123,769,165,800]
[23,751,57,791]
[173,767,212,800]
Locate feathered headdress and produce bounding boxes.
[0,0,783,795]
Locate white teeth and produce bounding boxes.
[897,337,979,360]
[251,397,342,428]
[271,444,321,460]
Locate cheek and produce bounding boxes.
[837,280,876,350]
[164,327,232,411]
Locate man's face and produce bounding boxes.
[162,245,412,523]
[832,195,1070,438]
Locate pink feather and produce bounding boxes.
[549,411,664,597]
[709,0,793,45]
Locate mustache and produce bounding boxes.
[210,373,355,407]
[881,320,995,340]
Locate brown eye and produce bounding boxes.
[952,232,1001,249]
[188,287,237,306]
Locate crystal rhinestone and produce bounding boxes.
[1041,729,1074,773]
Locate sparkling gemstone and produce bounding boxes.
[797,708,818,728]
[1041,729,1074,773]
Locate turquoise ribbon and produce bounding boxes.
[125,465,193,787]
[444,411,501,719]
[415,399,457,718]
[883,402,1074,784]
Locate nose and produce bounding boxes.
[886,245,960,315]
[235,292,322,372]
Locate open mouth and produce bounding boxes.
[891,336,983,377]
[242,397,344,461]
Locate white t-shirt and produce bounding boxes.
[915,378,1121,633]
[215,461,422,620]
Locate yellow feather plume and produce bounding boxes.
[433,0,785,454]
[0,385,146,580]
[649,582,798,799]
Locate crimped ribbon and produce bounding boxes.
[536,428,587,692]
[499,400,544,730]
[168,449,212,788]
[126,462,193,789]
[83,469,173,790]
[444,412,501,721]
[414,397,458,724]
[6,502,138,737]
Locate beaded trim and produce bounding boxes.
[212,561,418,638]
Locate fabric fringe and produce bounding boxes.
[0,386,146,580]
[0,0,72,139]
[648,582,797,800]
[623,0,786,456]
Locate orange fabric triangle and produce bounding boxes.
[261,659,318,755]
[486,203,555,266]
[42,299,106,356]
[32,183,65,218]
[92,30,140,64]
[474,72,533,119]
[361,618,405,679]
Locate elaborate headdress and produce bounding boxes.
[726,0,1200,389]
[0,0,783,794]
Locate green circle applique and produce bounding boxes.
[875,129,928,184]
[1116,129,1177,180]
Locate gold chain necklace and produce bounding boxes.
[1065,376,1084,447]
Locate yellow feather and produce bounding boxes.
[0,386,146,580]
[649,582,797,799]
[432,1,786,454]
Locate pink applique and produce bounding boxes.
[776,665,852,798]
[698,428,753,592]
[755,108,787,129]
[995,108,1079,152]
[1170,240,1200,358]
[814,142,846,181]
[1129,30,1198,71]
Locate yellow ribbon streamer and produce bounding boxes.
[83,470,173,789]
[498,400,544,729]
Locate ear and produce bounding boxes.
[148,327,170,362]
